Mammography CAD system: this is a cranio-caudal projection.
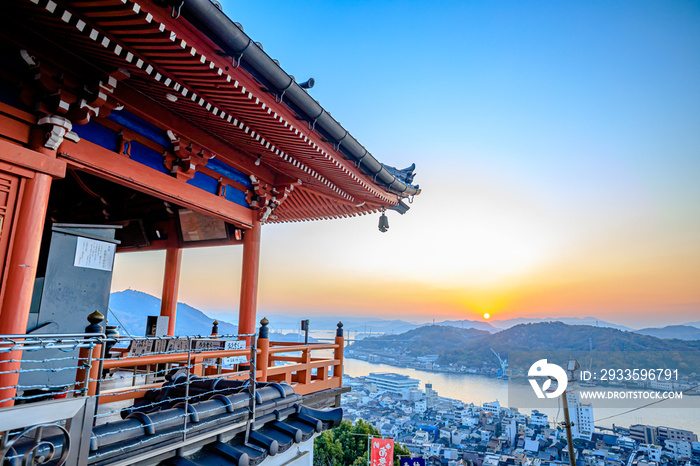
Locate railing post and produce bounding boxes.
[334,322,344,386]
[258,318,269,382]
[301,346,311,385]
[75,310,104,397]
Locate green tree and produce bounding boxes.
[314,420,411,466]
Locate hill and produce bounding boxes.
[350,325,490,357]
[352,322,700,373]
[636,325,700,341]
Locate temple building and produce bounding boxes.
[0,1,421,464]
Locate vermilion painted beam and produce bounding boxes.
[58,138,254,228]
[0,139,66,179]
[116,236,244,253]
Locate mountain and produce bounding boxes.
[488,316,633,332]
[108,290,237,337]
[352,322,700,373]
[108,290,318,343]
[435,320,498,332]
[636,325,700,341]
[685,321,700,329]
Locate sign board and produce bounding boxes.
[222,340,246,366]
[127,340,153,357]
[152,339,168,354]
[166,339,190,354]
[400,458,425,466]
[191,339,247,366]
[370,438,394,466]
[193,339,224,365]
[73,237,116,271]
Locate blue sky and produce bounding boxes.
[113,1,700,328]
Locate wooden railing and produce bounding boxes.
[95,321,345,405]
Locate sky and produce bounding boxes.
[111,1,700,329]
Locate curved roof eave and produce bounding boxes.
[180,0,421,199]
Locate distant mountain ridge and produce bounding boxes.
[635,325,700,341]
[487,316,633,332]
[207,312,640,335]
[113,289,698,340]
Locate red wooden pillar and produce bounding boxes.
[160,246,182,336]
[0,138,55,406]
[238,219,261,342]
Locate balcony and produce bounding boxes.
[0,318,347,465]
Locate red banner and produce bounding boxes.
[370,438,394,466]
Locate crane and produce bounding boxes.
[491,348,508,378]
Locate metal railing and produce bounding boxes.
[0,320,345,465]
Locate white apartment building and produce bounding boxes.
[461,410,477,427]
[365,373,420,394]
[402,388,423,402]
[639,444,662,462]
[412,430,430,445]
[482,400,501,414]
[664,440,692,460]
[566,391,594,441]
[530,410,549,428]
[425,383,439,408]
[479,429,492,443]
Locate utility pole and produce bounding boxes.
[561,359,580,466]
[367,435,372,466]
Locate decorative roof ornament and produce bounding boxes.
[381,163,416,186]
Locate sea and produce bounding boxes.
[343,357,700,435]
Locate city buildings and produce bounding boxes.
[342,372,698,466]
[630,424,699,445]
[365,373,421,394]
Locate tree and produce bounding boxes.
[314,420,411,466]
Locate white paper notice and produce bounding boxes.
[73,237,116,271]
[222,340,247,366]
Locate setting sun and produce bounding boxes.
[483,313,491,319]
